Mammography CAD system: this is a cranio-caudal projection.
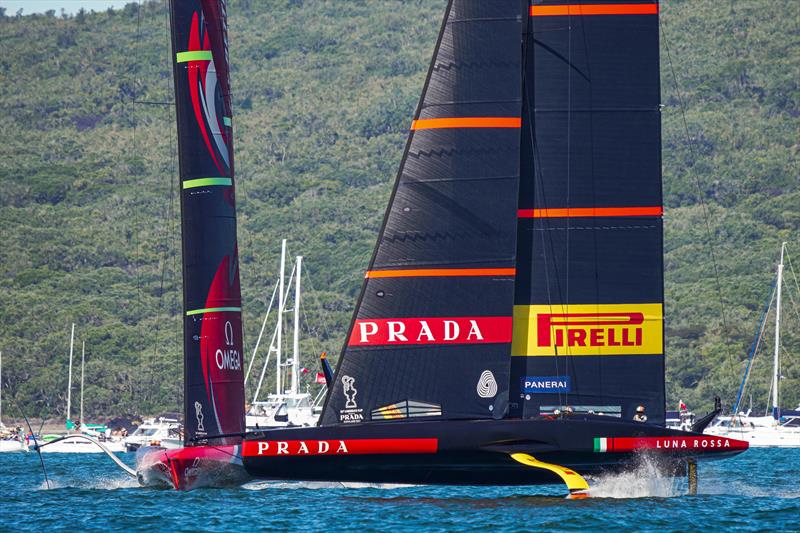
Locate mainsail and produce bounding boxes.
[510,1,665,423]
[169,0,245,443]
[323,0,665,426]
[321,0,524,425]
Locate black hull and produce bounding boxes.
[242,417,747,486]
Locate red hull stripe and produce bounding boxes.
[602,436,748,453]
[349,316,513,346]
[517,206,663,219]
[242,438,438,457]
[411,117,521,130]
[530,4,659,17]
[365,268,516,279]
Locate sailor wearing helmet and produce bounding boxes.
[633,405,648,422]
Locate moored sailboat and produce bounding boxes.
[245,240,319,430]
[138,0,748,493]
[705,242,800,447]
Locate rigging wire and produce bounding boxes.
[302,266,336,345]
[660,15,740,399]
[131,0,144,326]
[783,247,800,324]
[733,277,776,413]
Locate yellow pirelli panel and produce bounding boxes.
[511,304,663,356]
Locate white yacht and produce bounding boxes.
[123,417,182,451]
[244,240,322,430]
[32,328,126,453]
[705,243,800,447]
[705,411,800,447]
[36,431,127,454]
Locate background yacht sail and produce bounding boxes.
[169,0,245,443]
[321,0,524,425]
[510,1,665,423]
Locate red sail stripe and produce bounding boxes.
[411,117,521,130]
[517,206,663,218]
[242,438,439,457]
[530,4,659,16]
[365,268,516,279]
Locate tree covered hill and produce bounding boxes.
[0,1,797,421]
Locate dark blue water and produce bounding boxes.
[1,449,798,531]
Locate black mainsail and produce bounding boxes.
[321,0,524,425]
[169,0,245,444]
[510,0,665,424]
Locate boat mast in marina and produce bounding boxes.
[80,341,85,428]
[291,255,302,396]
[772,242,785,419]
[66,323,75,428]
[277,239,286,397]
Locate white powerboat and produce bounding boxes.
[124,417,182,451]
[0,429,28,453]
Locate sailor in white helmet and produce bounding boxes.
[633,405,648,423]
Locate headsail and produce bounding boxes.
[510,1,665,423]
[321,0,524,425]
[169,0,245,443]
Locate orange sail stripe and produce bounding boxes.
[517,206,663,218]
[365,268,516,279]
[411,117,521,130]
[530,4,658,16]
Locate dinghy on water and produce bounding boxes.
[137,0,747,493]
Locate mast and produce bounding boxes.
[277,239,286,395]
[66,323,75,426]
[772,242,786,419]
[80,341,85,427]
[291,256,302,395]
[169,0,246,445]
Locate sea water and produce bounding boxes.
[0,448,798,531]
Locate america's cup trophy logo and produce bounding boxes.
[194,401,205,432]
[342,375,358,409]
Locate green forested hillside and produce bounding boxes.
[0,1,797,421]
